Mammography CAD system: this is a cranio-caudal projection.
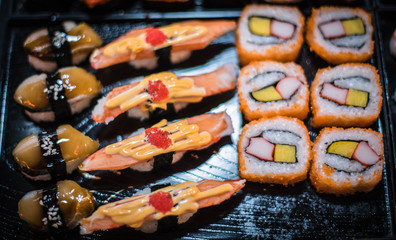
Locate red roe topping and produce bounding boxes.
[148,191,173,214]
[145,127,172,150]
[148,80,169,102]
[145,28,168,46]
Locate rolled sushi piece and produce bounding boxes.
[12,125,99,181]
[92,63,237,124]
[79,112,233,172]
[89,20,236,70]
[14,67,102,123]
[390,29,396,57]
[80,179,245,234]
[236,4,305,65]
[238,116,311,186]
[238,61,309,121]
[24,21,103,73]
[311,63,382,128]
[306,6,374,64]
[310,127,384,195]
[18,180,96,234]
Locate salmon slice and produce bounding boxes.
[80,179,245,234]
[92,63,237,124]
[79,112,233,171]
[90,20,236,69]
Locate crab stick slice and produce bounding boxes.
[352,141,380,166]
[245,137,274,161]
[319,20,346,39]
[320,82,348,105]
[276,77,302,99]
[271,20,295,40]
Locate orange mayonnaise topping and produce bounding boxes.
[94,181,233,228]
[104,118,212,160]
[105,72,206,112]
[103,24,207,57]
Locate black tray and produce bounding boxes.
[0,0,395,239]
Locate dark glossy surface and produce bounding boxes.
[0,0,394,239]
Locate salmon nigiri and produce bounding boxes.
[80,179,245,234]
[79,112,233,172]
[92,63,237,124]
[89,20,236,70]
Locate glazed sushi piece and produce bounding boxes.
[89,20,236,70]
[14,67,102,122]
[80,179,245,234]
[24,21,103,73]
[236,4,305,65]
[79,112,233,172]
[238,61,309,121]
[311,63,382,128]
[82,0,111,8]
[18,180,96,233]
[92,63,237,124]
[12,125,99,181]
[238,116,311,186]
[310,127,384,195]
[306,6,374,64]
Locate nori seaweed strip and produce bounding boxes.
[38,130,67,179]
[149,182,178,232]
[47,23,72,68]
[46,72,72,121]
[149,103,176,119]
[39,186,67,234]
[153,152,174,171]
[155,45,172,69]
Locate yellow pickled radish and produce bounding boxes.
[249,17,271,36]
[274,144,296,163]
[251,86,282,102]
[327,141,359,158]
[346,89,368,108]
[342,18,365,36]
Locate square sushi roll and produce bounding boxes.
[238,61,309,121]
[306,6,374,64]
[238,116,311,186]
[236,4,305,65]
[310,127,384,196]
[310,63,382,128]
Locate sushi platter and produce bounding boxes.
[1,0,396,239]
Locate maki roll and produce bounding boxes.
[92,63,237,124]
[306,6,374,64]
[12,125,99,181]
[311,63,382,128]
[310,127,384,195]
[238,61,309,121]
[14,67,102,122]
[18,180,96,233]
[24,21,103,73]
[80,179,245,234]
[238,116,311,186]
[89,20,236,70]
[236,4,305,65]
[79,112,233,172]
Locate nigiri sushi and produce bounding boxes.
[89,20,236,70]
[92,63,237,124]
[13,125,99,181]
[79,112,233,172]
[19,180,96,233]
[24,21,102,73]
[80,179,245,234]
[14,67,102,122]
